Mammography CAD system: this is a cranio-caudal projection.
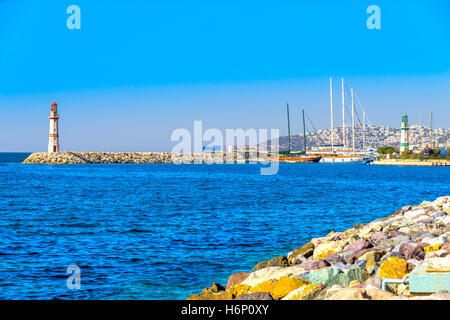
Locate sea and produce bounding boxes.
[0,152,449,299]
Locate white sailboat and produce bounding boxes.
[318,77,373,163]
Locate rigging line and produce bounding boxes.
[305,112,325,146]
[342,86,355,123]
[343,86,364,148]
[347,87,363,125]
[353,93,379,147]
[354,91,382,146]
[302,114,314,147]
[344,86,375,140]
[345,89,368,147]
[344,85,363,126]
[344,85,376,149]
[340,92,366,148]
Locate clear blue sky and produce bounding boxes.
[0,0,449,151]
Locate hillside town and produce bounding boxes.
[277,125,450,152]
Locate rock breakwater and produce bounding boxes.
[22,152,240,164]
[188,196,450,300]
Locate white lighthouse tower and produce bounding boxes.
[48,102,60,153]
[400,114,409,152]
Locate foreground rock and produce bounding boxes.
[187,196,450,300]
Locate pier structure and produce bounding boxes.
[48,102,60,153]
[400,114,409,152]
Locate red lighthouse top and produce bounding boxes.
[50,101,59,115]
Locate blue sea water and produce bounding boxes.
[0,152,449,300]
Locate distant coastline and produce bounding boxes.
[373,159,450,166]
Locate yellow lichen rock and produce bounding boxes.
[288,242,314,262]
[341,228,357,239]
[282,283,322,300]
[349,280,361,287]
[250,280,276,294]
[396,283,410,296]
[315,249,336,261]
[187,291,233,300]
[364,258,377,274]
[358,250,385,275]
[269,277,310,300]
[377,257,408,279]
[252,256,288,272]
[313,241,346,260]
[228,284,251,298]
[358,222,383,239]
[424,243,443,254]
[358,250,385,263]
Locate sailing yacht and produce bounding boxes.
[279,106,322,163]
[319,77,372,163]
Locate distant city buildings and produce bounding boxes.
[270,124,449,152]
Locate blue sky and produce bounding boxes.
[0,0,449,151]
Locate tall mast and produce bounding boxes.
[286,103,291,153]
[341,77,345,150]
[351,88,355,153]
[362,110,366,151]
[302,109,307,153]
[330,77,334,152]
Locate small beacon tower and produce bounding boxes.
[400,114,409,152]
[48,102,60,153]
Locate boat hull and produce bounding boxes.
[280,156,322,163]
[320,156,363,163]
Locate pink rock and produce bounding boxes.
[387,230,405,238]
[418,242,431,248]
[370,232,388,244]
[346,248,377,265]
[366,288,394,300]
[298,259,330,271]
[407,259,422,266]
[324,254,345,265]
[429,290,450,300]
[225,272,249,291]
[400,242,425,261]
[442,242,450,253]
[328,288,368,300]
[345,239,371,251]
[425,250,448,258]
[362,276,382,290]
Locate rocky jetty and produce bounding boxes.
[22,152,239,164]
[188,196,450,300]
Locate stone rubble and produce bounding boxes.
[187,196,450,300]
[22,151,242,164]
